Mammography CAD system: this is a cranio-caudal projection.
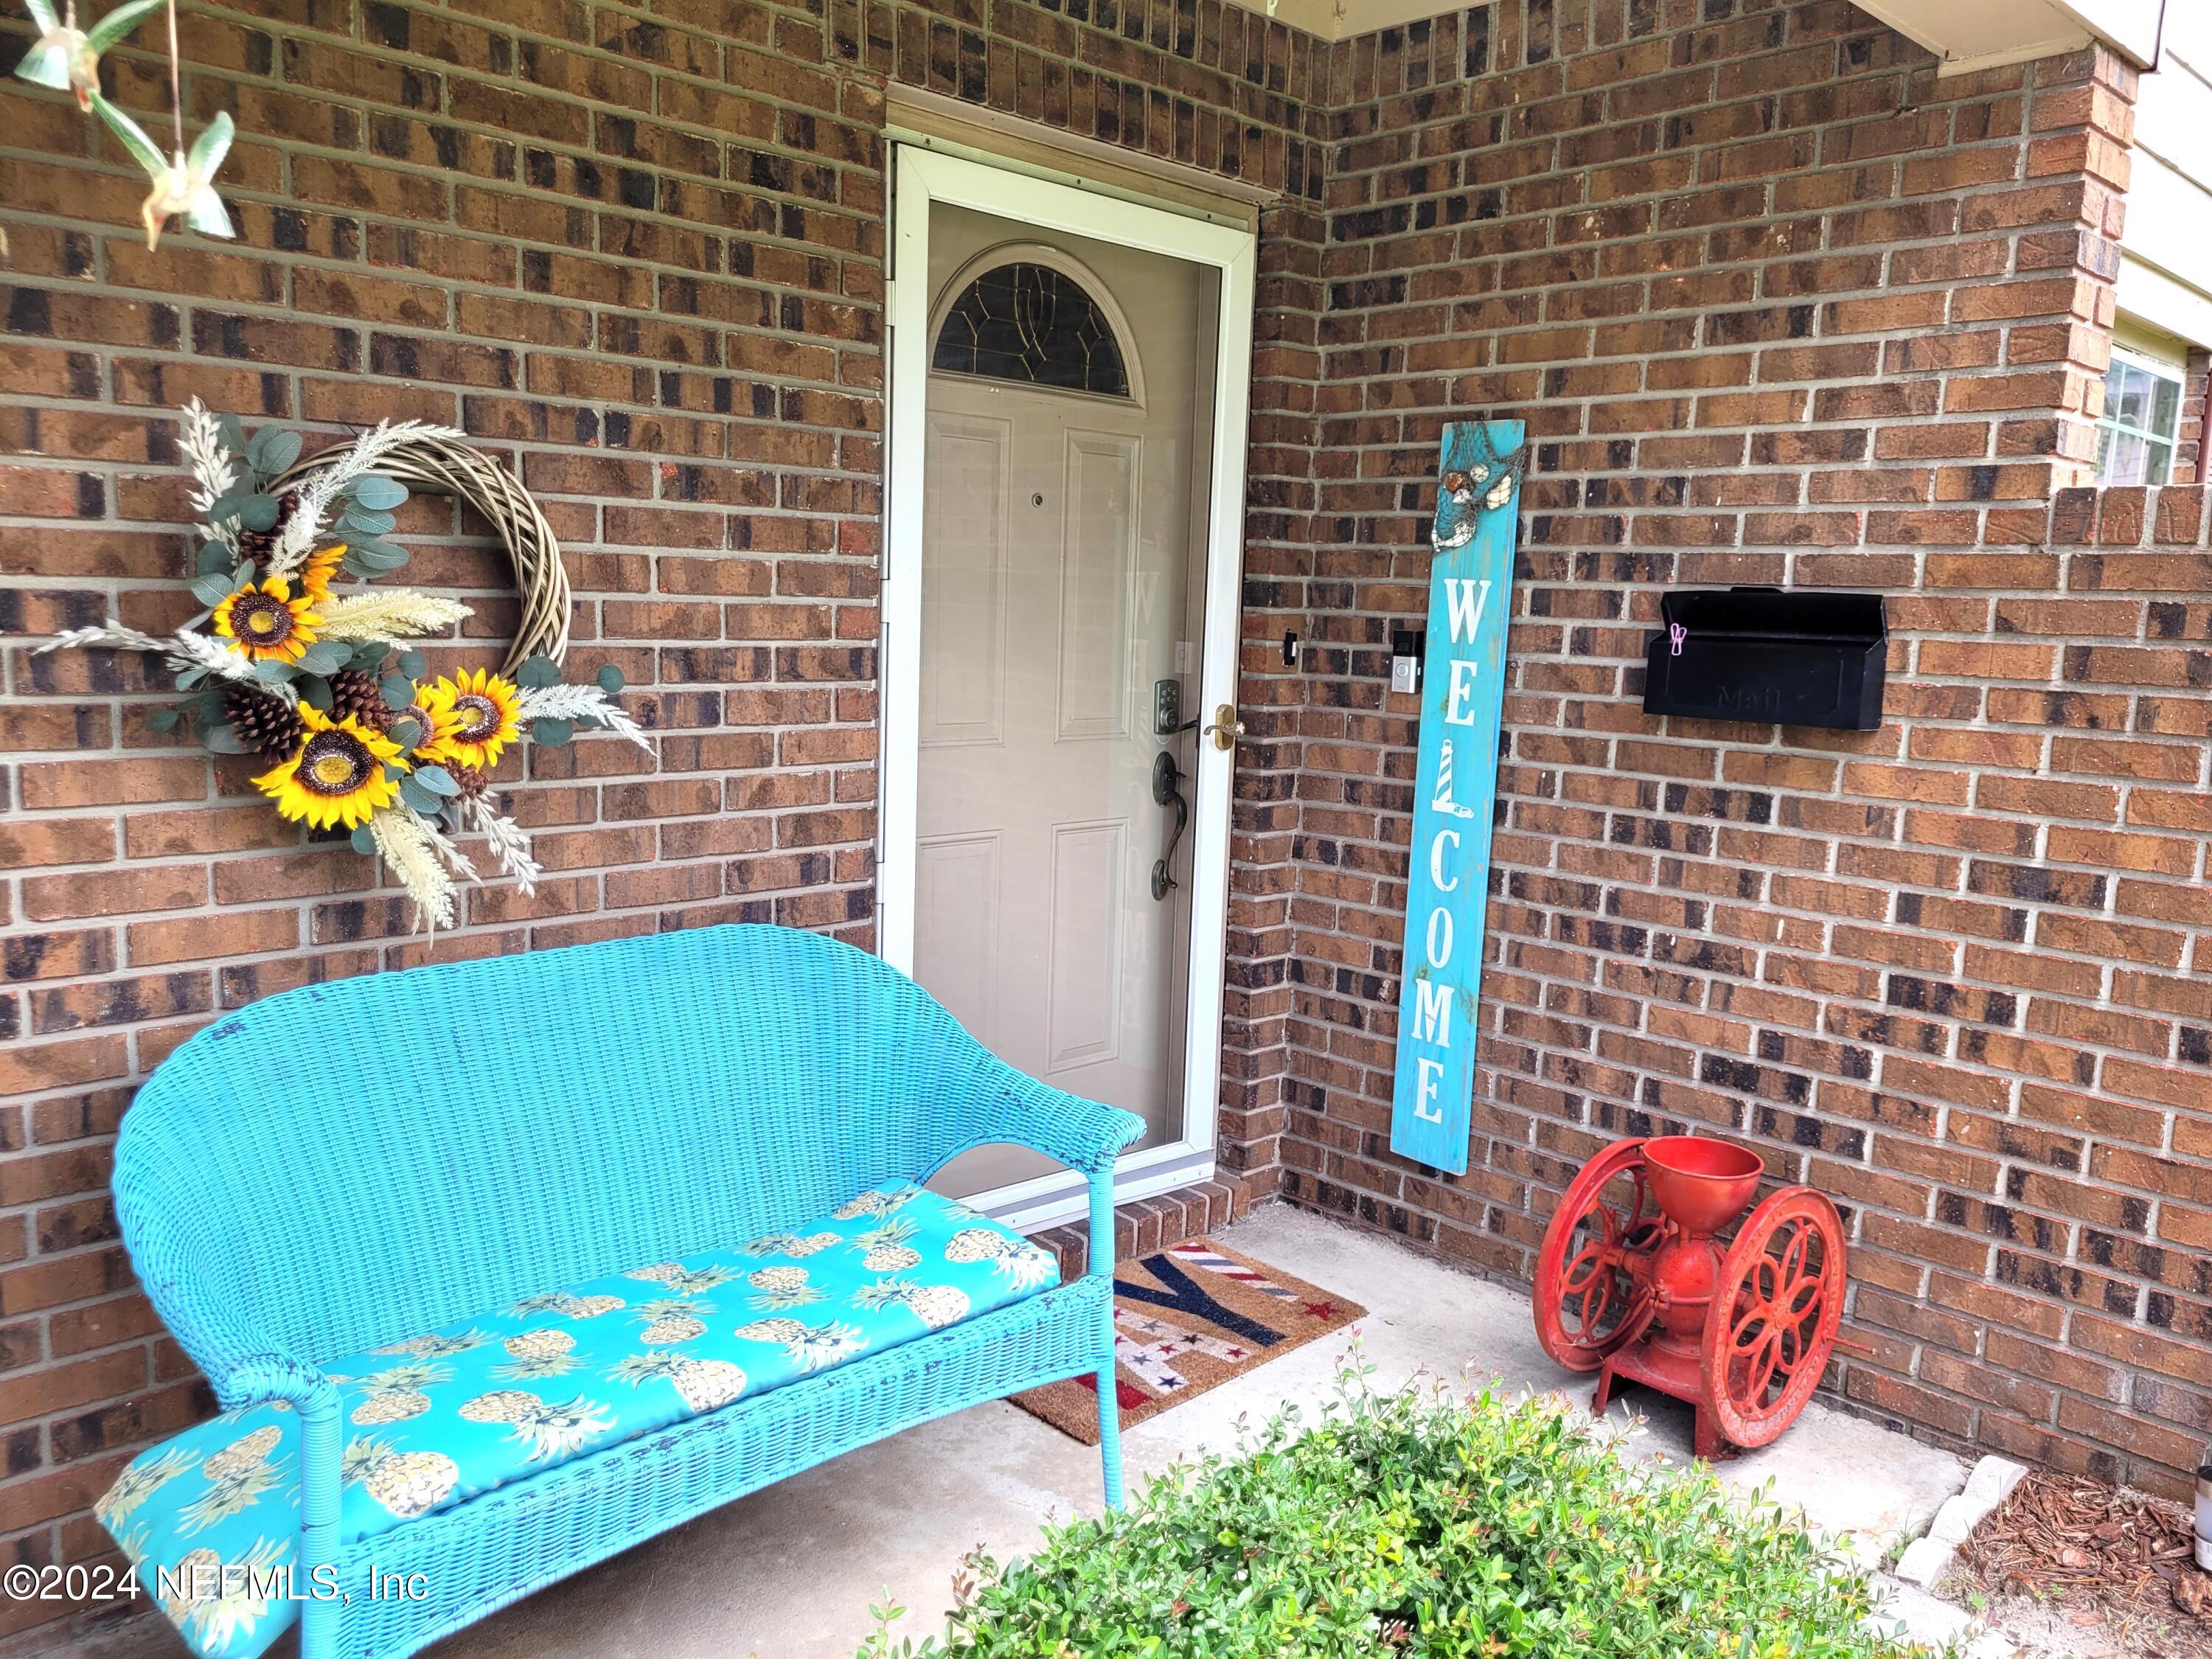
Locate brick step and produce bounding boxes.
[1032,1175,1255,1284]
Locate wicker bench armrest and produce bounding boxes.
[973,1060,1147,1175]
[220,1352,341,1414]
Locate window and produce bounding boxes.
[932,261,1130,397]
[2095,349,2185,487]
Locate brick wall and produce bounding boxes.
[2,0,2208,1648]
[2175,345,2209,486]
[1273,2,2212,1500]
[0,0,1319,1644]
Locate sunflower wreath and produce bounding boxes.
[38,400,646,933]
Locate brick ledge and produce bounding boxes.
[1032,1173,1255,1281]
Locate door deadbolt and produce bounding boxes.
[1203,703,1245,752]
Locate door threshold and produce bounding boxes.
[966,1143,1219,1234]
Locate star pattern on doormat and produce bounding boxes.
[1007,1238,1365,1446]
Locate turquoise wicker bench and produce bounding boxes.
[101,924,1143,1659]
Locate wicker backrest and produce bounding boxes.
[114,925,994,1387]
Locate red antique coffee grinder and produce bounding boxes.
[1533,1135,1846,1458]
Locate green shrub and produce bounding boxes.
[861,1365,1930,1658]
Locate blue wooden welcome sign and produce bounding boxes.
[1388,419,1525,1175]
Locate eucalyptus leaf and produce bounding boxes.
[255,428,302,477]
[412,763,461,796]
[296,640,351,675]
[196,541,232,576]
[350,825,378,856]
[596,663,625,694]
[532,717,574,748]
[350,474,408,511]
[349,640,392,671]
[177,667,206,690]
[244,426,302,479]
[145,706,181,731]
[382,672,414,710]
[298,676,334,713]
[189,571,238,608]
[234,494,282,532]
[388,717,422,751]
[399,776,444,817]
[204,723,250,754]
[252,659,296,684]
[397,650,428,678]
[336,507,397,535]
[516,655,562,689]
[216,414,246,454]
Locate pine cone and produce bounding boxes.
[448,762,489,799]
[221,686,306,759]
[327,669,394,731]
[234,488,301,566]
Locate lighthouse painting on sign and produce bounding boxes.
[1388,420,1525,1175]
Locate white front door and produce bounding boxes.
[882,150,1256,1224]
[917,208,1211,1196]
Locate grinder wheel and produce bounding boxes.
[1532,1137,1668,1372]
[1702,1186,1847,1449]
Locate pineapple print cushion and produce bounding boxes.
[98,1183,1057,1659]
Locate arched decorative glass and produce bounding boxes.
[931,261,1132,397]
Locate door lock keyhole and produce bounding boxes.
[1032,492,1045,507]
[1150,749,1189,901]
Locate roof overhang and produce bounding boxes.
[1765,1,2163,75]
[1234,0,2166,65]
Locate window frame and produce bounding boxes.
[924,240,1150,408]
[2095,345,2188,487]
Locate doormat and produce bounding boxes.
[1009,1239,1365,1445]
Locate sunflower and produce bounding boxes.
[299,543,347,600]
[394,695,462,762]
[212,575,321,664]
[254,708,406,830]
[417,668,524,769]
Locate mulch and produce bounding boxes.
[1954,1470,2212,1658]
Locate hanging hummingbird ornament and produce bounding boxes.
[94,95,232,248]
[11,0,162,109]
[10,0,237,250]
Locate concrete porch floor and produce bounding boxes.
[105,1204,1968,1659]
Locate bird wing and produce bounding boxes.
[86,0,165,53]
[13,0,70,91]
[187,108,233,179]
[90,91,167,179]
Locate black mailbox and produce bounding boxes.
[1642,588,1887,731]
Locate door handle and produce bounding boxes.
[1150,750,1188,901]
[1203,703,1245,752]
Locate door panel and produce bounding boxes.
[919,412,1010,748]
[917,203,1214,1198]
[1056,431,1138,742]
[914,831,1001,1047]
[1047,819,1127,1070]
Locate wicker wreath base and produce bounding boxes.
[278,435,570,673]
